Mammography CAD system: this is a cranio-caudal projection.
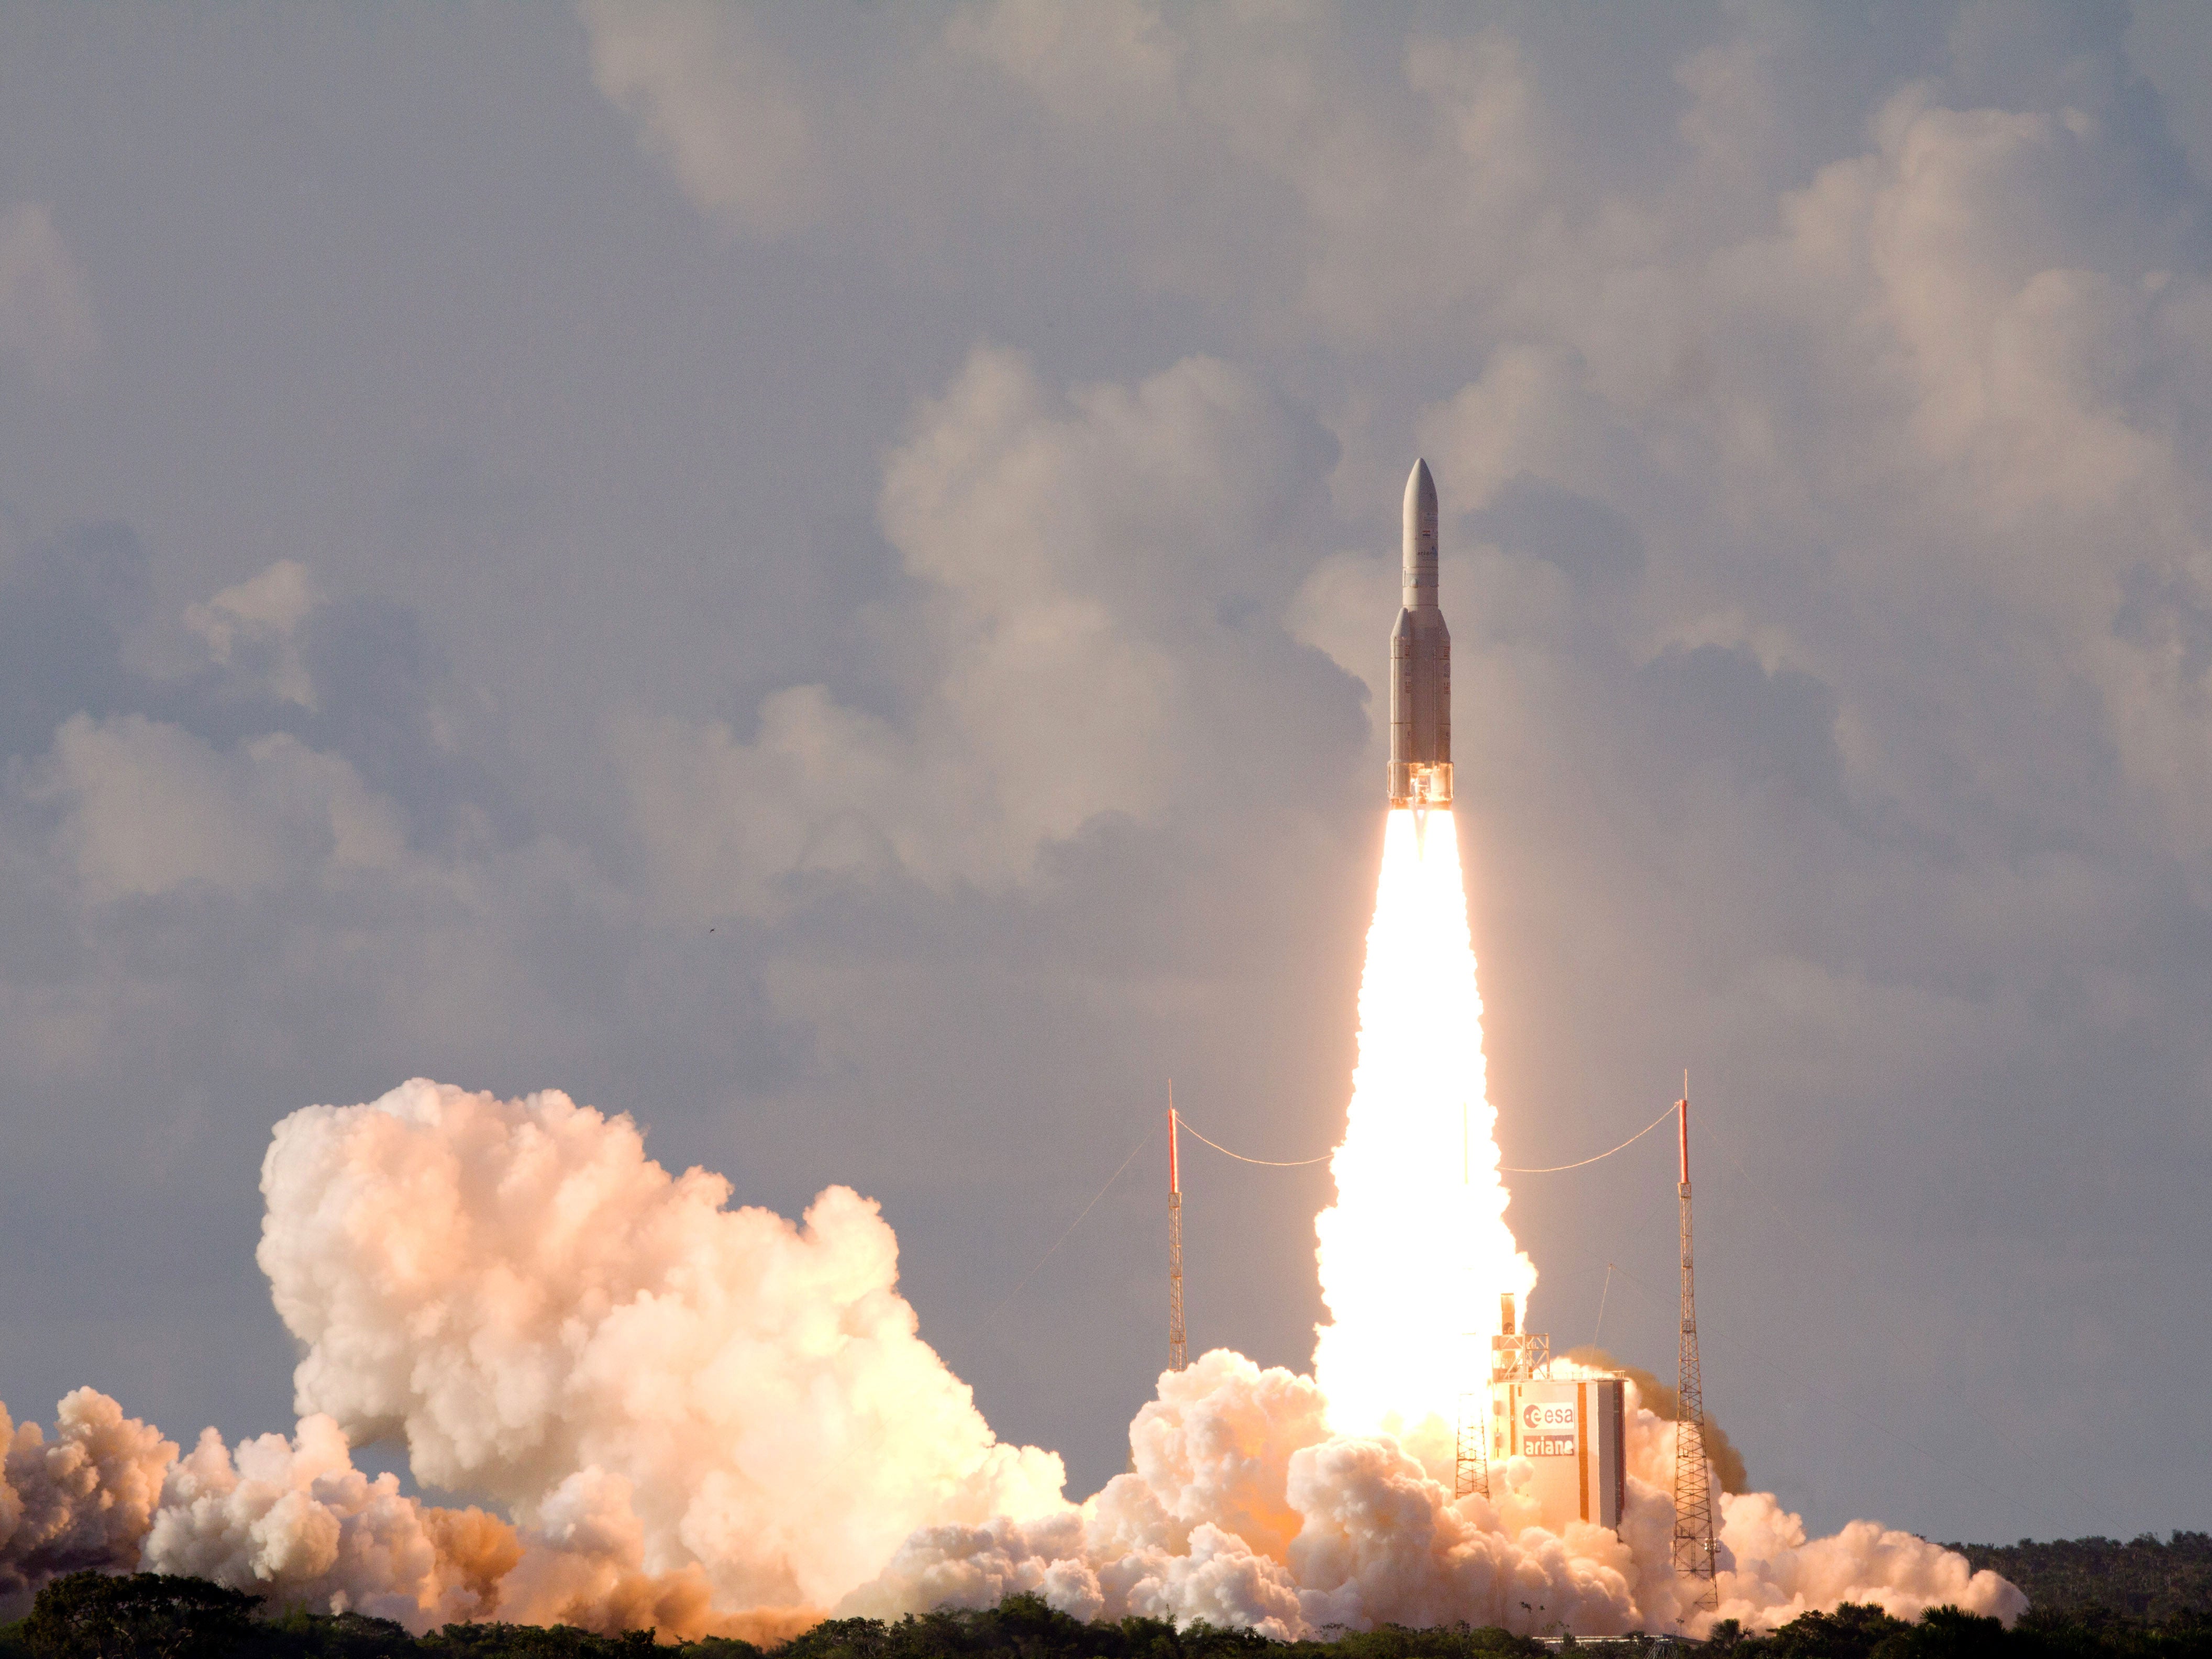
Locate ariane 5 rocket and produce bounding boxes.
[1388,458,1452,810]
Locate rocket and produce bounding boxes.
[1388,458,1452,810]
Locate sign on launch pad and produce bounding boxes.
[1521,1398,1579,1456]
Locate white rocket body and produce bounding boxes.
[1388,458,1452,809]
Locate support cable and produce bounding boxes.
[1177,1098,1682,1176]
[988,1124,1155,1319]
[1502,1101,1680,1173]
[1175,1120,1332,1166]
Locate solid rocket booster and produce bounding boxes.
[1388,458,1452,809]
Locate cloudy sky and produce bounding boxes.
[3,0,2210,1551]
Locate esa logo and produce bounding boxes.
[1522,1401,1576,1430]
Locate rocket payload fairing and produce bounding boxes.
[1388,458,1451,810]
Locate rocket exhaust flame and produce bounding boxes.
[849,710,2021,1633]
[1320,461,1523,1440]
[1312,807,1533,1442]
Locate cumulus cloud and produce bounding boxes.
[621,346,1330,917]
[1274,22,2212,957]
[0,203,97,387]
[185,561,321,711]
[20,714,407,904]
[580,0,2212,935]
[590,1,2212,904]
[583,1,823,237]
[576,3,1570,333]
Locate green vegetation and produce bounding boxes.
[3,1562,2209,1659]
[8,1574,261,1659]
[1942,1538,2212,1622]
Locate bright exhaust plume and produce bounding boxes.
[1312,808,1533,1439]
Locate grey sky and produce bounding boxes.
[3,0,2210,1550]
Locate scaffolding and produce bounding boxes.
[1459,1292,1556,1499]
[1453,1382,1491,1500]
[1671,1087,1719,1606]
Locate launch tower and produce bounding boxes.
[1464,1296,1625,1532]
[1671,1089,1720,1605]
[1167,1093,1187,1373]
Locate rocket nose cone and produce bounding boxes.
[1403,458,1439,579]
[1405,457,1437,523]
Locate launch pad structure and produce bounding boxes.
[1671,1089,1720,1605]
[1444,1092,1724,1598]
[1167,1091,1187,1374]
[1484,1297,1627,1535]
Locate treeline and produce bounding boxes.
[3,1575,2209,1659]
[1942,1537,2212,1622]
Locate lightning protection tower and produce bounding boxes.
[1453,1300,1499,1501]
[1672,1083,1719,1606]
[1167,1088,1188,1373]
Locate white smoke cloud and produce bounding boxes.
[144,1414,511,1630]
[253,1079,1065,1614]
[7,1077,1068,1637]
[138,1414,816,1642]
[847,1349,2021,1639]
[0,1389,175,1619]
[2,1074,2022,1639]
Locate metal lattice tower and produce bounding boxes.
[1672,1086,1719,1606]
[1454,1382,1491,1499]
[1167,1090,1188,1373]
[1453,1105,1491,1499]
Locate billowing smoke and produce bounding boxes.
[248,1080,1065,1614]
[1565,1347,1748,1497]
[142,1413,813,1642]
[5,1079,1066,1636]
[840,814,2021,1636]
[1,1389,176,1617]
[846,1348,2018,1637]
[2,1038,2022,1636]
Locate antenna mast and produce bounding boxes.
[1672,1079,1719,1606]
[1167,1086,1188,1372]
[1453,1321,1494,1501]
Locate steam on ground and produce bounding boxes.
[1,817,2022,1634]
